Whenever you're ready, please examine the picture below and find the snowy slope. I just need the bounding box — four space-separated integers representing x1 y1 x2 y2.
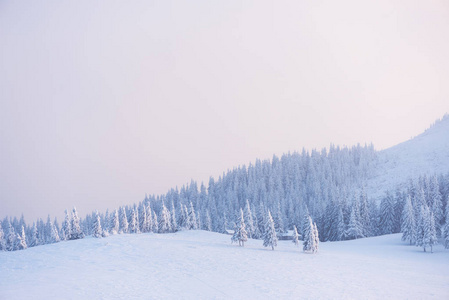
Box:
366 115 449 200
1 231 448 300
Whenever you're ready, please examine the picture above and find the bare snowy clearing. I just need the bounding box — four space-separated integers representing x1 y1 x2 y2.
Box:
0 230 448 299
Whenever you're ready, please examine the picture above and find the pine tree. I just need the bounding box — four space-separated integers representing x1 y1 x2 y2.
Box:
177 203 187 230
444 197 449 249
204 210 212 231
51 224 60 243
188 202 198 230
303 215 315 253
427 212 438 253
28 223 39 247
415 206 427 250
15 226 27 250
110 209 120 235
152 210 159 233
336 205 346 241
346 205 364 240
62 209 71 241
273 200 285 236
0 223 6 251
292 225 300 246
243 199 255 238
312 222 319 253
92 210 103 238
70 207 84 240
145 205 153 232
359 190 372 237
6 221 16 251
45 215 53 244
231 209 248 246
301 205 310 239
159 204 171 233
416 205 437 252
139 204 147 233
263 211 277 250
128 208 139 234
170 201 177 232
401 195 416 245
257 202 266 238
119 207 129 234
429 176 443 237
220 211 228 234
378 193 395 235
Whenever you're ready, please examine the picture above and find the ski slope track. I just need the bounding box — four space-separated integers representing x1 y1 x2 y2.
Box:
1 231 448 299
367 115 449 200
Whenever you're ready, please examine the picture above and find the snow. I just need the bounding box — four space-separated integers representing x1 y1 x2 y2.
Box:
367 115 449 200
1 230 448 299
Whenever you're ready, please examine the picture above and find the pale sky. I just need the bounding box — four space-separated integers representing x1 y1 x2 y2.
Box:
1 0 449 223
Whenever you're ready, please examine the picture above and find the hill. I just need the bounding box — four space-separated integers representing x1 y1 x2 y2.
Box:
367 114 449 199
1 231 448 299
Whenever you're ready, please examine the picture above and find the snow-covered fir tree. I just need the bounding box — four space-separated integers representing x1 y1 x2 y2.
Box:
119 207 128 234
145 205 153 232
444 197 449 249
188 202 198 230
429 176 443 237
300 205 311 240
70 207 84 240
416 205 437 252
178 203 188 230
0 223 5 251
263 211 277 250
204 210 212 231
29 223 39 247
159 204 171 233
292 225 300 247
359 190 372 237
312 222 319 253
231 209 248 246
346 205 364 240
110 209 120 235
401 195 416 245
92 210 103 238
128 207 139 234
6 221 16 251
15 226 27 250
51 223 60 243
170 201 177 232
243 199 255 238
303 215 315 253
378 193 396 235
62 209 71 241
152 210 159 233
138 204 147 233
427 212 438 253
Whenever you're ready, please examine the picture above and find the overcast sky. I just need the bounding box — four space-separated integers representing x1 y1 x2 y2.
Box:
1 0 449 223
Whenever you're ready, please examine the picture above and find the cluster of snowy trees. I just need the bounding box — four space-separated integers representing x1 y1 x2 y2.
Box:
2 144 449 253
400 187 449 253
230 206 319 253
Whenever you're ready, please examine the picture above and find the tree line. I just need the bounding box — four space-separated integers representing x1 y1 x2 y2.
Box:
1 145 448 252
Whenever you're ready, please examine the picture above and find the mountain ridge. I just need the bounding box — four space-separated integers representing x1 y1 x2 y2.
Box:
365 114 449 200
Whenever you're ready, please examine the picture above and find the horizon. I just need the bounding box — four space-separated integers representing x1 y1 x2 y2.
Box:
2 115 447 224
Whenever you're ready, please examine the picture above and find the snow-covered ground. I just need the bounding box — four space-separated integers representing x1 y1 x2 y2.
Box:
1 230 448 299
366 115 449 200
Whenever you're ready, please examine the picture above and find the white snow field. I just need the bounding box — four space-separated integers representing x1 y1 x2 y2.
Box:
1 231 448 300
366 115 449 200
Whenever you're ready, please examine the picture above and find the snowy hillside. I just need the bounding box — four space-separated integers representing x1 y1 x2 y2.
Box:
367 115 449 200
1 231 448 299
